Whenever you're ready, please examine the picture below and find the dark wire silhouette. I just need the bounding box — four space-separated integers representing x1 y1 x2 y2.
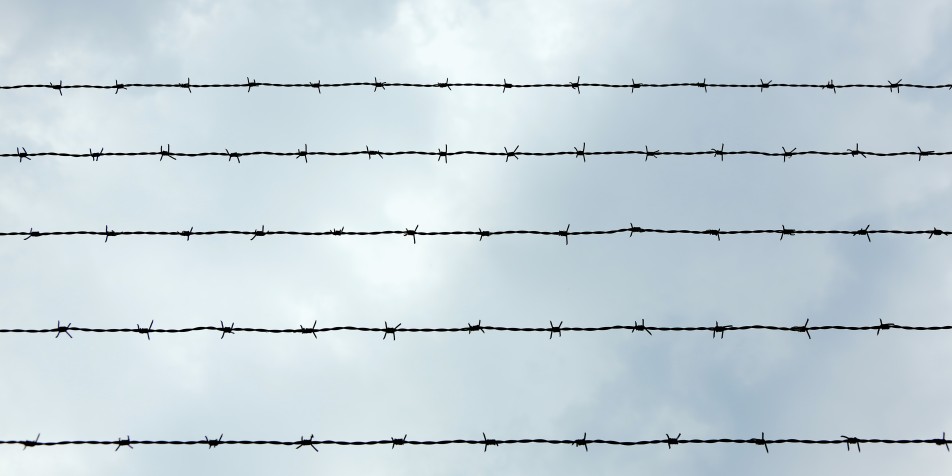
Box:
4 144 950 163
2 78 951 94
2 318 949 340
4 432 949 453
3 225 948 243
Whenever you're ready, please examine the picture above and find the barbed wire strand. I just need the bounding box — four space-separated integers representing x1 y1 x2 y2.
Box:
1 319 949 340
2 78 952 94
3 433 949 453
2 225 949 243
4 145 952 163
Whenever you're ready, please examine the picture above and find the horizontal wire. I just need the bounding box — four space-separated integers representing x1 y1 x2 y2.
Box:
3 433 949 453
3 144 951 163
2 225 949 243
2 78 950 94
2 319 948 340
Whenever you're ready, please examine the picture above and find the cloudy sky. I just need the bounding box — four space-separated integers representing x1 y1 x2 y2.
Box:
1 0 951 474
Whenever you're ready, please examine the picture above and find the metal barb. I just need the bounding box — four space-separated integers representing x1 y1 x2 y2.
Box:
793 319 811 339
467 320 485 334
21 433 40 450
55 320 72 338
104 225 117 243
438 144 448 164
917 146 933 161
938 432 950 452
136 320 154 340
630 79 642 92
575 432 589 451
780 225 796 240
383 321 401 340
478 228 491 241
705 228 721 241
295 434 319 452
697 78 707 92
404 225 419 244
373 77 385 92
250 225 266 241
331 227 344 236
929 227 944 239
17 146 30 162
842 435 861 452
245 77 258 92
218 320 234 339
365 145 382 160
643 145 659 161
115 435 133 451
574 142 586 162
481 432 498 452
504 145 519 162
24 227 40 241
876 318 895 336
50 80 63 96
755 432 769 453
848 143 866 158
759 79 772 92
888 79 902 93
178 78 192 93
159 144 175 161
711 143 725 161
852 224 871 242
309 81 321 93
299 321 318 339
824 79 837 93
632 318 653 335
559 224 571 245
437 78 451 90
713 321 732 339
89 147 103 162
548 320 563 339
571 76 581 94
225 149 241 163
781 147 796 163
204 434 223 449
502 78 512 92
297 144 308 163
180 226 194 241
629 223 645 237
113 80 126 94
666 433 681 449
391 434 407 449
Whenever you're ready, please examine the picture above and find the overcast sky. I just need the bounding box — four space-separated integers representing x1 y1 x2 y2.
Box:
1 0 951 474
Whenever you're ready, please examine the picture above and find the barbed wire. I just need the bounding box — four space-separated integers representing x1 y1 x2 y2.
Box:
2 78 951 95
2 319 949 340
3 432 948 453
4 144 952 163
1 225 948 243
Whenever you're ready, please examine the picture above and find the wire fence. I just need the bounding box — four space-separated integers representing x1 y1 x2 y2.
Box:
3 319 949 340
4 144 951 163
2 225 948 243
3 433 949 453
2 78 950 95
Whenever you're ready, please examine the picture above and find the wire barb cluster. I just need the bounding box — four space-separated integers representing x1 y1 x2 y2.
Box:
4 433 948 452
7 144 952 163
2 225 949 243
4 78 952 94
2 319 950 340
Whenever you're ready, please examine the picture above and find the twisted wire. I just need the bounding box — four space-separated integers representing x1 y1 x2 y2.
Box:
4 145 952 163
2 319 948 340
4 433 949 453
2 225 948 243
3 78 951 94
